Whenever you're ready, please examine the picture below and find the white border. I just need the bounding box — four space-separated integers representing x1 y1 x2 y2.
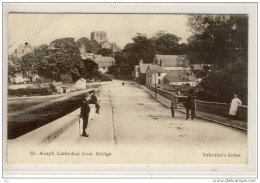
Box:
2 2 258 179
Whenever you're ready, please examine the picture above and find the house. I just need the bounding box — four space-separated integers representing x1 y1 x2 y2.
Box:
151 54 199 88
146 65 166 88
100 40 112 49
95 56 115 73
12 42 34 58
133 60 151 84
163 70 197 89
153 54 189 70
75 78 86 91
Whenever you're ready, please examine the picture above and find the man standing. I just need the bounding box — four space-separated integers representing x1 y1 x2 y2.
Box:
80 93 91 137
229 94 242 120
171 95 177 118
184 89 196 120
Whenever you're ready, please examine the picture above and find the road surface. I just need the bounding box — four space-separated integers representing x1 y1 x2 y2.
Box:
8 80 247 164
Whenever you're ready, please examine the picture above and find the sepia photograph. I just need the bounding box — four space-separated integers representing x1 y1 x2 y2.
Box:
3 2 257 179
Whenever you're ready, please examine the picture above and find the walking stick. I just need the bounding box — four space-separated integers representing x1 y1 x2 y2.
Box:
79 116 81 136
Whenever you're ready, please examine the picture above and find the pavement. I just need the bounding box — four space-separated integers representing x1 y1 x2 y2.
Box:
7 80 247 164
136 83 247 132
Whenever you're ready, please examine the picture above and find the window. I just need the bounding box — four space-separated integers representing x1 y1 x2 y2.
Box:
158 73 161 77
158 79 161 84
22 49 24 54
103 67 106 70
15 49 17 54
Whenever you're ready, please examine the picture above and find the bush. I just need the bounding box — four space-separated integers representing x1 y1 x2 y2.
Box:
8 87 56 97
99 74 112 82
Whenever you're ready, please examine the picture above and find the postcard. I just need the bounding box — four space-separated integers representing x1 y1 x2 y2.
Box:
3 2 257 178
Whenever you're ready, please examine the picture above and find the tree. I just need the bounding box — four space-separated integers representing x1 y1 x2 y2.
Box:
20 44 49 79
44 38 85 82
152 32 181 54
114 33 157 75
98 48 112 56
186 15 248 103
76 38 101 54
82 58 99 80
8 54 21 78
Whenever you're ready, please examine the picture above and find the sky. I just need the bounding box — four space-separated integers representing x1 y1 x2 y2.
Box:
8 14 192 53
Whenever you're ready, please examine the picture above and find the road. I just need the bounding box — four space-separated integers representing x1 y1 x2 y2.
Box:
40 80 247 164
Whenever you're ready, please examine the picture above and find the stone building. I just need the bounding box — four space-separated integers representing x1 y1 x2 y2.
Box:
12 42 34 58
146 65 166 88
133 60 151 85
91 31 107 43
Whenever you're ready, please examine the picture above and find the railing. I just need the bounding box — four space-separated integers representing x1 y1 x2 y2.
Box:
150 86 247 122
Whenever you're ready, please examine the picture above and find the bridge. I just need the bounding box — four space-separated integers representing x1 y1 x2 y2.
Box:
8 80 247 164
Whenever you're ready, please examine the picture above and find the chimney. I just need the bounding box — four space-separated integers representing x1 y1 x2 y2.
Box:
139 59 143 64
160 59 163 67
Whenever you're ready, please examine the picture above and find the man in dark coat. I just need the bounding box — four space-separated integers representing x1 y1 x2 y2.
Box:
184 89 196 120
89 91 100 114
80 93 91 137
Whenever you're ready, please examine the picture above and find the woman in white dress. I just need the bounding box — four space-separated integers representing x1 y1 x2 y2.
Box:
229 94 242 119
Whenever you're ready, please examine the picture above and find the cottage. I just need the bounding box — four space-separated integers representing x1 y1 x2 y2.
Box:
75 78 86 91
133 60 151 84
153 54 189 70
163 70 197 88
146 65 166 88
12 42 34 58
95 56 115 73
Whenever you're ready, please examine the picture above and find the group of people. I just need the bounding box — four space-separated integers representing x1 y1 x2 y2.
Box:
79 86 243 137
79 91 100 137
171 89 242 121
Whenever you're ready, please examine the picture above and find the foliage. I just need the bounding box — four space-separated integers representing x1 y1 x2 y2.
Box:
113 33 157 75
98 48 113 56
8 87 56 96
152 31 181 54
107 65 117 74
112 32 188 76
43 38 85 82
82 58 99 80
186 15 248 104
8 54 21 78
76 38 101 54
19 44 49 78
98 73 112 81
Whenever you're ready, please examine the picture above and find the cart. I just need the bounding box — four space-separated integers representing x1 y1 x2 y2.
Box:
171 94 188 118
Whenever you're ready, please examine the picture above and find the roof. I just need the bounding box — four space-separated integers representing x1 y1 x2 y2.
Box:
139 64 150 74
148 65 165 73
165 70 196 82
77 78 86 82
95 56 114 68
154 54 188 67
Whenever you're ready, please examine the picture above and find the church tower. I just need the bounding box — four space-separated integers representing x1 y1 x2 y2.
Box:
91 31 107 43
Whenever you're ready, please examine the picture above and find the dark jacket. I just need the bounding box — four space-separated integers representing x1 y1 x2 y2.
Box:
81 100 90 116
90 95 97 104
184 94 195 109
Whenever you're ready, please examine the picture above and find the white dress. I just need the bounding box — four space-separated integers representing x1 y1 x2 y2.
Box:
229 98 242 116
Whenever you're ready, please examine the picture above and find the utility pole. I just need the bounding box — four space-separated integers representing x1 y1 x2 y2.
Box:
154 73 157 98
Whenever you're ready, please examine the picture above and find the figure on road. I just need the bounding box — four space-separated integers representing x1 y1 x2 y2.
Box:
229 94 242 120
184 89 196 120
80 93 91 137
89 91 100 114
171 96 177 118
122 82 125 86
